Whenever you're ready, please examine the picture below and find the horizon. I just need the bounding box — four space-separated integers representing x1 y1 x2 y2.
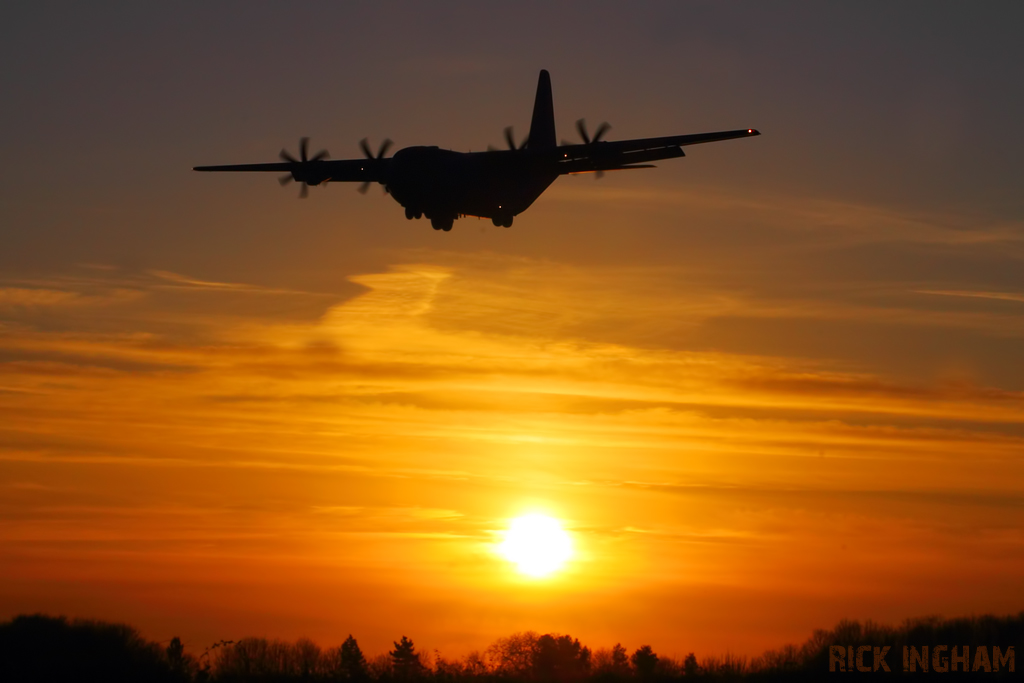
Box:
6 608 1022 668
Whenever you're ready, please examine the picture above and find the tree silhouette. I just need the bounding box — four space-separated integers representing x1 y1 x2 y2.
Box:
390 636 424 680
295 637 323 680
533 634 591 681
463 650 489 676
0 614 178 683
487 631 538 676
4 610 1023 682
165 636 198 680
339 634 369 681
610 644 630 676
631 646 658 680
682 653 699 678
592 643 632 680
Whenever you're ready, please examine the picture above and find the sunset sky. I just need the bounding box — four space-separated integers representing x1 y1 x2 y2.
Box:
2 1 1024 663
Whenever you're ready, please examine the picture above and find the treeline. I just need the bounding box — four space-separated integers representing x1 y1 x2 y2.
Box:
1 611 1021 683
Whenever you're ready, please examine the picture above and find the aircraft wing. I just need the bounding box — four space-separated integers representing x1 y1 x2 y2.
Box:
556 128 759 174
193 158 388 185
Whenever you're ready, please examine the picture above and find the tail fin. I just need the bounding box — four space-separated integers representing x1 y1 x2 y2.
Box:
527 70 556 150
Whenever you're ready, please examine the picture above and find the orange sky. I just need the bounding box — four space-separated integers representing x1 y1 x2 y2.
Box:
2 1 1024 664
4 185 1024 657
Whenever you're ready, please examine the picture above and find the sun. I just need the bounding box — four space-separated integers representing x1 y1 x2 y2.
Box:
500 514 573 577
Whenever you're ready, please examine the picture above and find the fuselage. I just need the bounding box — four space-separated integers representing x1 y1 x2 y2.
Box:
385 146 559 224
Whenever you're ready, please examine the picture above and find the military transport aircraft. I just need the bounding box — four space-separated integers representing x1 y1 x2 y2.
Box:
194 70 759 232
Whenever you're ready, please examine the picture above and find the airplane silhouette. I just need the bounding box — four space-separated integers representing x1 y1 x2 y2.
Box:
194 70 759 232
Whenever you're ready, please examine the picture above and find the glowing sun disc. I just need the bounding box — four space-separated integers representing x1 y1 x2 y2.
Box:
501 514 572 577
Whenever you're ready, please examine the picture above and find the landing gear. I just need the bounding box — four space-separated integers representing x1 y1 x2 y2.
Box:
404 207 423 220
430 216 454 231
492 214 514 228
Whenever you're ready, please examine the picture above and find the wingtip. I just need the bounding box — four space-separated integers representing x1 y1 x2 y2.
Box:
747 128 761 136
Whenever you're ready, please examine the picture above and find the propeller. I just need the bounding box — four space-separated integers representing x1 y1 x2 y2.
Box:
358 138 392 194
503 126 528 150
575 119 611 178
278 137 330 198
575 119 610 145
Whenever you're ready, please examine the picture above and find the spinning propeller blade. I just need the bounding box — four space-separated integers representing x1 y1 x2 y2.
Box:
279 137 329 198
503 127 528 150
576 119 610 145
356 138 393 194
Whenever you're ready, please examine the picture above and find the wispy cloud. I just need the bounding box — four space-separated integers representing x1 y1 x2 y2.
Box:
148 269 333 296
548 183 1024 249
915 288 1024 304
0 285 143 309
0 287 80 306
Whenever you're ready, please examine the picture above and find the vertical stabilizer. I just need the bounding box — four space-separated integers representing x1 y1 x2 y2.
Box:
527 70 556 150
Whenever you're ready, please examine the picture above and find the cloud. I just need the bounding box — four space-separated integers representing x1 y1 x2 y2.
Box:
550 183 1024 241
0 287 80 306
5 257 1024 442
3 258 1024 556
0 285 143 310
915 289 1024 304
147 269 332 297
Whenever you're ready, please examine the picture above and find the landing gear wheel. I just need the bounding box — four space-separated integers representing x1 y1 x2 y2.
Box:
431 216 454 232
492 214 513 228
405 207 416 220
